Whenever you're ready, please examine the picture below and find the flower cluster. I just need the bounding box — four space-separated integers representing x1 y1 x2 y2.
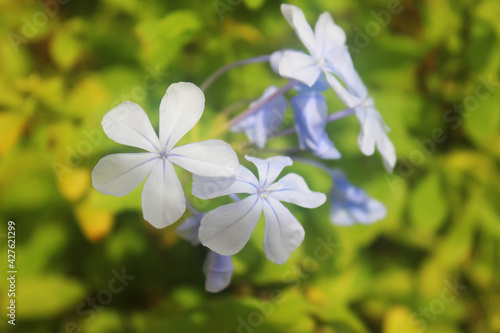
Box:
92 4 396 292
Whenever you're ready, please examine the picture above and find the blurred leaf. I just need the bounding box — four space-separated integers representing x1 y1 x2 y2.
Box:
57 167 90 202
135 10 202 69
383 306 420 333
75 197 115 242
0 111 26 156
15 276 86 319
409 171 449 236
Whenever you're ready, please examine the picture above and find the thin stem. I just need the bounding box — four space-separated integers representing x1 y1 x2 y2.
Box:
201 55 272 92
221 97 257 117
270 107 355 140
227 80 298 128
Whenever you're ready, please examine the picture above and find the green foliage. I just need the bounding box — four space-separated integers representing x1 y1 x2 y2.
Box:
0 0 499 332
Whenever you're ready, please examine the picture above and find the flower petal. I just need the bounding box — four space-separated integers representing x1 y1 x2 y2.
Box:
141 159 185 228
199 195 263 256
281 4 318 56
279 51 321 87
326 47 368 99
268 173 326 209
92 153 157 196
314 12 346 56
168 139 239 177
192 165 258 199
159 82 205 150
291 91 328 148
102 102 160 152
262 197 305 265
231 86 288 148
329 170 387 225
203 251 234 293
376 124 397 172
245 155 293 188
324 72 362 107
176 214 202 245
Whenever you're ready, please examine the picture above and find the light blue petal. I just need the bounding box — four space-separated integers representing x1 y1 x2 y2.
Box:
293 75 329 93
203 251 234 293
230 86 287 149
199 195 263 256
262 197 305 265
176 214 202 246
192 165 259 199
268 173 326 208
291 92 341 160
245 155 293 188
329 170 387 225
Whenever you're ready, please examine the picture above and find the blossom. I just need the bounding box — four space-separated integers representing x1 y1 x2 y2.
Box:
329 169 387 225
92 82 239 228
230 86 287 148
176 213 234 293
193 155 326 265
326 47 397 171
278 4 359 107
291 90 341 159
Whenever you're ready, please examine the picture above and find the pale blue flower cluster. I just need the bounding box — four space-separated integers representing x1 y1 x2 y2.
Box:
92 3 395 293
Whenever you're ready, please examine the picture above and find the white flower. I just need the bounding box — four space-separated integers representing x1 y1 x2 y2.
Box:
92 82 239 228
193 155 326 265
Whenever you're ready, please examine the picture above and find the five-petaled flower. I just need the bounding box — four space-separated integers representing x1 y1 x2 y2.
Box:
92 82 239 228
193 155 326 265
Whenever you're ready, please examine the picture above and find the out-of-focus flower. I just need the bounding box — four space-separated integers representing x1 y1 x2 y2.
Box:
92 82 239 228
193 155 326 265
176 213 234 293
329 169 387 225
291 90 341 159
230 86 287 148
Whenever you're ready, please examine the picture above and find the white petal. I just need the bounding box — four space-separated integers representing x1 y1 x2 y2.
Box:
199 195 263 256
326 47 368 98
92 153 157 196
159 82 205 150
314 12 346 56
269 50 285 74
262 197 305 265
102 102 160 152
324 72 362 107
192 165 258 199
278 51 321 87
203 251 234 293
141 159 185 228
168 139 239 177
281 4 318 56
376 126 397 172
245 155 293 188
356 106 377 156
268 173 326 208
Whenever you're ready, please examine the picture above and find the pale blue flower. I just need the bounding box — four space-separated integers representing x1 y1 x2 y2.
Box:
230 86 287 148
92 82 239 228
278 4 361 107
326 47 396 171
291 91 341 159
329 169 387 225
176 213 234 293
193 155 326 265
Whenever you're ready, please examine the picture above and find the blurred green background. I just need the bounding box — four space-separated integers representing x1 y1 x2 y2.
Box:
0 0 499 332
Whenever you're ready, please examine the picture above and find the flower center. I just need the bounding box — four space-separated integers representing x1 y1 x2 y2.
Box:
158 149 168 159
257 187 270 199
